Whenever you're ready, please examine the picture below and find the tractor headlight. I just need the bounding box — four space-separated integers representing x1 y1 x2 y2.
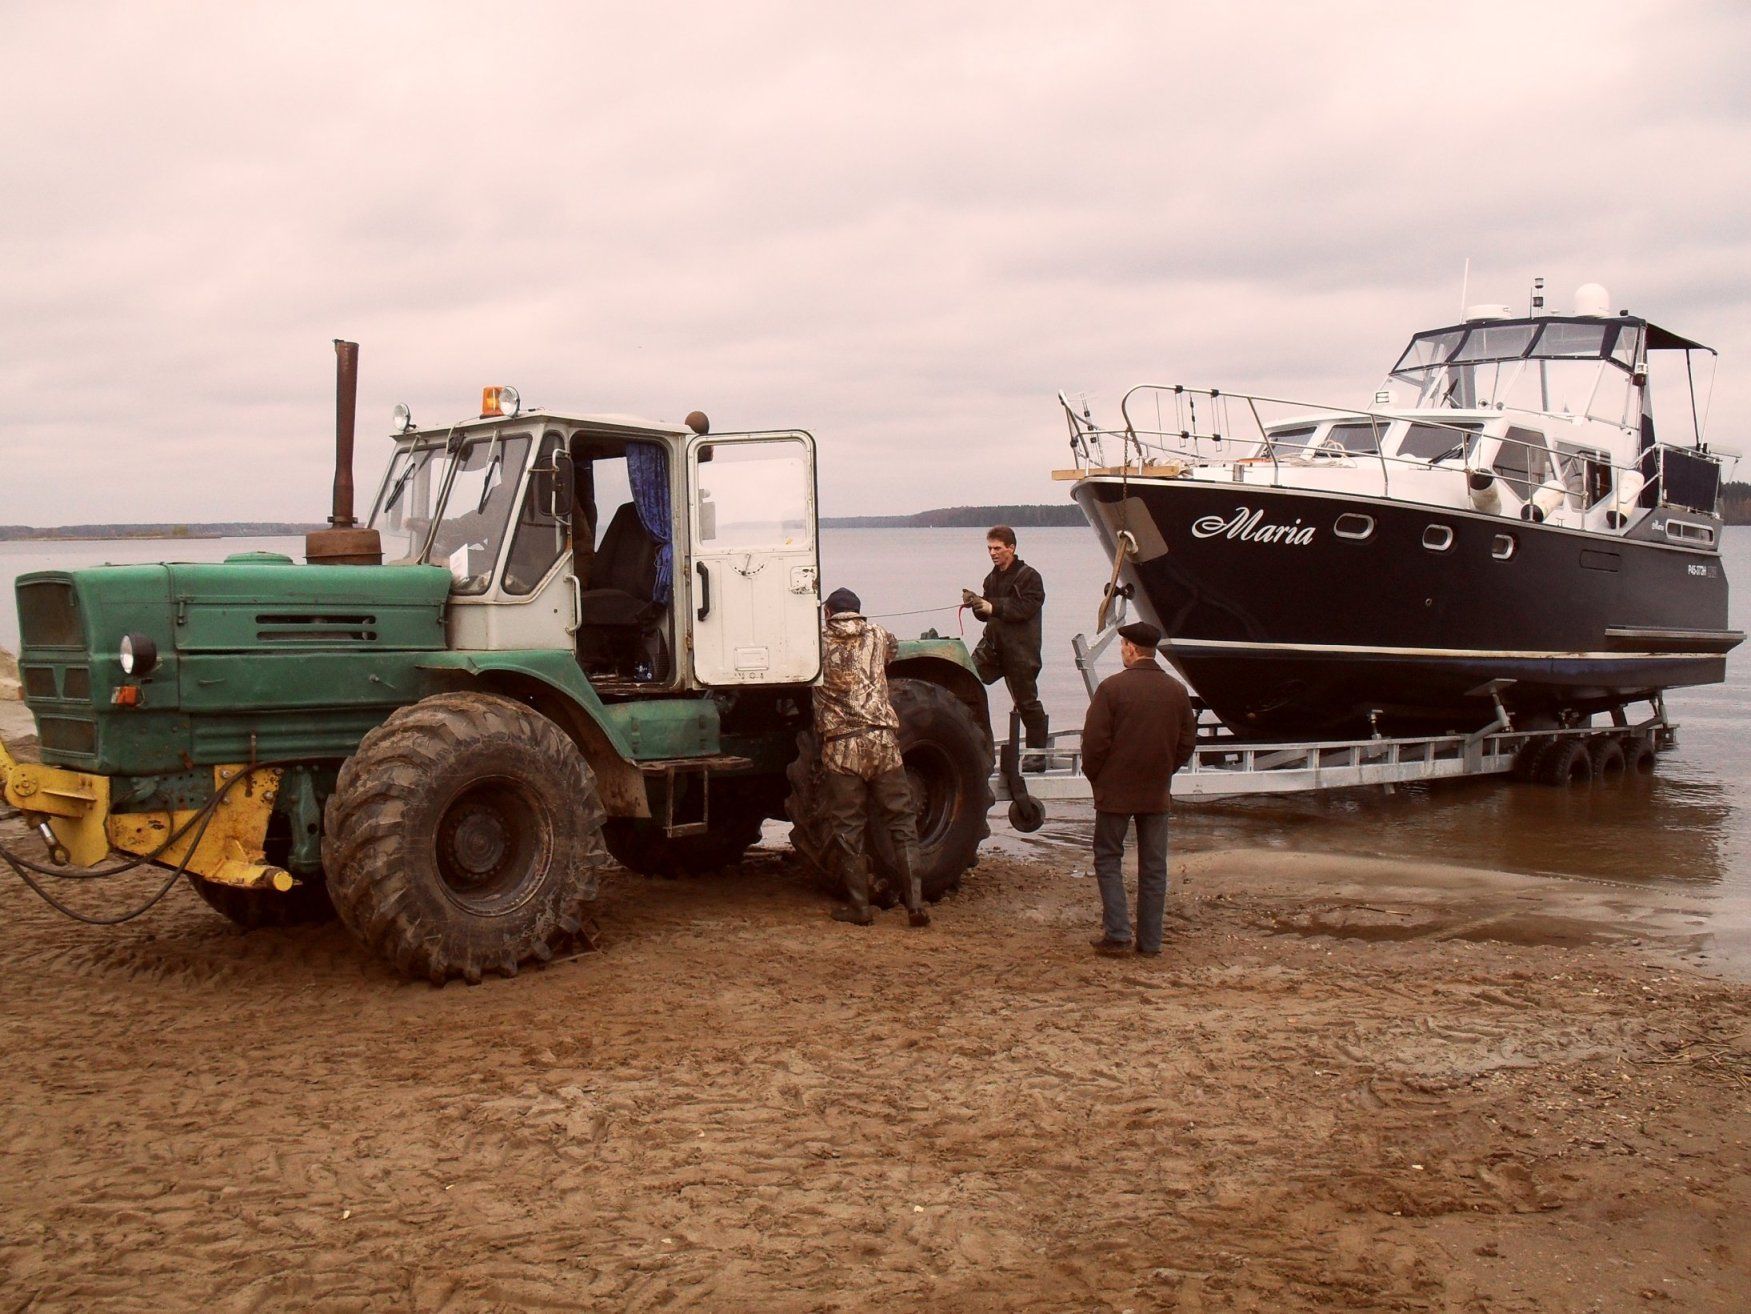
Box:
119 633 158 677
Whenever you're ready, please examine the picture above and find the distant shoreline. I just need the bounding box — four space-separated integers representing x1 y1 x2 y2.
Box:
0 508 1089 540
0 524 320 543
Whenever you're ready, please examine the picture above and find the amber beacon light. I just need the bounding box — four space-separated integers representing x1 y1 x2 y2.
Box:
480 385 521 418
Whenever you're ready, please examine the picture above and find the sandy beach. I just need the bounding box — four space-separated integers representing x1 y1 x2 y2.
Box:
2 702 1747 1312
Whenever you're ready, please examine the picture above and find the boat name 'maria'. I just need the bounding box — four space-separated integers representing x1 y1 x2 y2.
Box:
1190 506 1316 546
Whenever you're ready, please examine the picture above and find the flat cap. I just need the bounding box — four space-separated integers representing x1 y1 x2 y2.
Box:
1117 621 1162 649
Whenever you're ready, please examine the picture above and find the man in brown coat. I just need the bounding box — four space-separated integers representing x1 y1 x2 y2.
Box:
1080 621 1198 955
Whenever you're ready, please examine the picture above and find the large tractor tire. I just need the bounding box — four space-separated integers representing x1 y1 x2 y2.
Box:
186 872 336 930
603 813 767 877
322 692 607 985
786 677 994 904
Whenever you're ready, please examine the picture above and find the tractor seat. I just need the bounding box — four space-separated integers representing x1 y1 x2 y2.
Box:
578 503 661 624
577 505 664 677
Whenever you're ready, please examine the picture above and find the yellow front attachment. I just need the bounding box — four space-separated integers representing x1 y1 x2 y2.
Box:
4 756 291 890
1 746 113 867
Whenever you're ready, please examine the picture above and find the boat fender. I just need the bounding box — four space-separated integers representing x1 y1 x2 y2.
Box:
1521 503 1544 523
1607 470 1645 530
1467 471 1501 514
1532 478 1566 519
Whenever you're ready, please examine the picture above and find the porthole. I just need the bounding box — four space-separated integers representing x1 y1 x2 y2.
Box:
1334 513 1375 540
1422 524 1454 552
1491 533 1517 560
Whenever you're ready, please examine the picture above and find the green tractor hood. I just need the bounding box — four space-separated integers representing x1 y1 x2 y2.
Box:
14 555 452 775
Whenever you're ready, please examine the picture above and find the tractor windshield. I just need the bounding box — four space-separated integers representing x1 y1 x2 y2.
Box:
369 432 532 593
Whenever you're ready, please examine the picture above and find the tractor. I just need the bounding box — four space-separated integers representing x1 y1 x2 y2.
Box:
0 344 995 982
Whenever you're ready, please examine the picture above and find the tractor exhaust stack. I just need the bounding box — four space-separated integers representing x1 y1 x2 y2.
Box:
305 339 384 566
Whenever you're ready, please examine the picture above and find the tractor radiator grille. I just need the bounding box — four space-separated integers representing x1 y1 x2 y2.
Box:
255 613 379 644
17 581 81 649
38 716 96 755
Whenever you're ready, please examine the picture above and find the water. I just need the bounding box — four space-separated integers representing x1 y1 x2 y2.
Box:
4 526 1749 964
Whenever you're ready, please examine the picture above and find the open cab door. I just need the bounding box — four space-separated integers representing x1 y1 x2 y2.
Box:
685 430 822 685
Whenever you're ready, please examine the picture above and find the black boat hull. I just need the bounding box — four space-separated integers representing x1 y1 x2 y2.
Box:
1075 480 1739 736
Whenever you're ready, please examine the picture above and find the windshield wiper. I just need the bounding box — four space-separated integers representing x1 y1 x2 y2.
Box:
384 460 420 512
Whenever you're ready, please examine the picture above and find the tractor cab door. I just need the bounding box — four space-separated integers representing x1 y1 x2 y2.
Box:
685 431 821 686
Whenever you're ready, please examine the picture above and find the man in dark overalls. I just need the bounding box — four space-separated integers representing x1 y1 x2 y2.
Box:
965 524 1048 766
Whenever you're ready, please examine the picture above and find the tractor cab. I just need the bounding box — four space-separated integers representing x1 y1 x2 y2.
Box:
365 393 822 695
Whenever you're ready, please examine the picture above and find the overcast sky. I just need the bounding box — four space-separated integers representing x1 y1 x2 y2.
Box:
3 1 1748 523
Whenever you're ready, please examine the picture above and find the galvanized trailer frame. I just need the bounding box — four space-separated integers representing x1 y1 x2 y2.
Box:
990 616 1676 805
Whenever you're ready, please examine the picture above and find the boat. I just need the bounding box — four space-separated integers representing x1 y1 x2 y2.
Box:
1059 281 1743 737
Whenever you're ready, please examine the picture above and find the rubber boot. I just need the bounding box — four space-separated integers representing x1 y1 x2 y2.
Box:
831 853 874 926
897 844 930 928
1023 712 1050 774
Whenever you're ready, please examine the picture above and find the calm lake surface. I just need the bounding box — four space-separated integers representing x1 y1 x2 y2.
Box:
4 526 1749 967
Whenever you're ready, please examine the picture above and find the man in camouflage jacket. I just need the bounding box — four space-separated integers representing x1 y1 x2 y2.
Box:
814 587 928 927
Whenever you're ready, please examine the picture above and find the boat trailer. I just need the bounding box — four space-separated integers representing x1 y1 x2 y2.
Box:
992 617 1676 815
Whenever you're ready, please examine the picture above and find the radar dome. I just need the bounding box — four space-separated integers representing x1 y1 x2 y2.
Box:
1574 283 1611 317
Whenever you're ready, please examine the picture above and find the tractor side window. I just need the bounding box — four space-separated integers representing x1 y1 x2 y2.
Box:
694 439 811 548
503 434 569 596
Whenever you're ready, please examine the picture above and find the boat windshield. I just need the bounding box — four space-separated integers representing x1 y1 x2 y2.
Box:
1386 318 1644 428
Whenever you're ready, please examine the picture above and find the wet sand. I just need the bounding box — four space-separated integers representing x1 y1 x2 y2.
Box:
2 714 1750 1310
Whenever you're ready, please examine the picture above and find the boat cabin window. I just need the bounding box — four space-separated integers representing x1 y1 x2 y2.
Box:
1664 520 1715 547
1453 324 1537 362
1325 422 1383 454
1554 444 1614 511
1491 426 1555 499
1265 425 1318 458
1266 422 1380 459
1388 317 1644 426
1396 421 1481 462
1534 323 1608 358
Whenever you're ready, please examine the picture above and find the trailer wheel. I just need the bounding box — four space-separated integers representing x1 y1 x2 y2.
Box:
322 692 606 984
785 677 994 904
603 813 767 877
1510 741 1545 782
1588 737 1627 785
186 873 336 929
1626 737 1658 776
1534 738 1594 788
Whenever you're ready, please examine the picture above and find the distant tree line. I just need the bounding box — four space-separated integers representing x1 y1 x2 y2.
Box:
1722 482 1751 526
821 504 1085 529
0 523 322 542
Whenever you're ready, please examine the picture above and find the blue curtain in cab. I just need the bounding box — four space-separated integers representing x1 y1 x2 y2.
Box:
626 443 672 603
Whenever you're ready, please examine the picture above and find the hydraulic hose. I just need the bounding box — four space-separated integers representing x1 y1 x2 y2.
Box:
0 763 291 925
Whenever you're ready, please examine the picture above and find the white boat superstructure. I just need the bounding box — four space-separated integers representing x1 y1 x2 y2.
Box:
1057 283 1740 737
